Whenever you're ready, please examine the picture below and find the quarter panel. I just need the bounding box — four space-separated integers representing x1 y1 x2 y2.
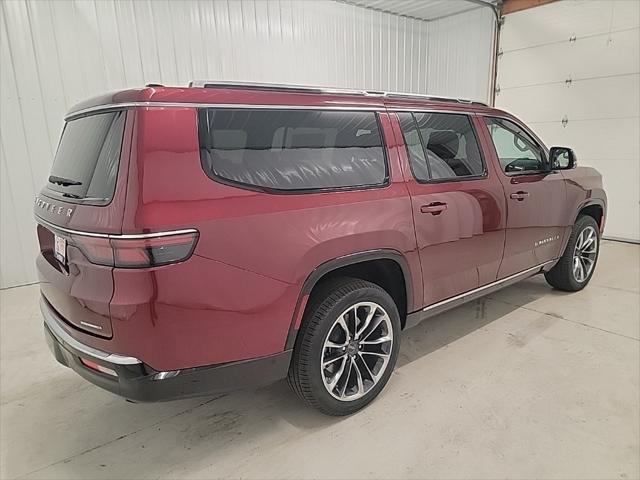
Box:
109 108 418 368
108 255 298 371
124 108 420 290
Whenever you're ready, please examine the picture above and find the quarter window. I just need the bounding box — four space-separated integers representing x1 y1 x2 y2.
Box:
47 111 126 204
397 112 485 181
485 117 545 174
198 109 387 191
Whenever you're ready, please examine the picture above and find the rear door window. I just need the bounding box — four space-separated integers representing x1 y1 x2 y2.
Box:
397 113 429 181
198 109 387 192
47 111 126 204
397 112 485 182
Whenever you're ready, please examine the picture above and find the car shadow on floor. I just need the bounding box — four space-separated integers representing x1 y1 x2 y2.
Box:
29 277 570 478
396 276 572 370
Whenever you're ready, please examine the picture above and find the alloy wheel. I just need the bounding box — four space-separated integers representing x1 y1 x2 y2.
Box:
573 225 598 283
320 301 393 401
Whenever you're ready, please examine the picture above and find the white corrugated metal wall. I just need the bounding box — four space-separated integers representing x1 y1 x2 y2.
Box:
0 0 495 288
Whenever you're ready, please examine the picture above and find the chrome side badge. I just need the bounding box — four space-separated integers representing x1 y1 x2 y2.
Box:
535 235 560 248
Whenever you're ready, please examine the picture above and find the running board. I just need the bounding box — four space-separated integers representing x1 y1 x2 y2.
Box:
404 261 556 330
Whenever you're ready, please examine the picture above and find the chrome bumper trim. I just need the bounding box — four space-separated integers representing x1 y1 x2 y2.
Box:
40 297 141 365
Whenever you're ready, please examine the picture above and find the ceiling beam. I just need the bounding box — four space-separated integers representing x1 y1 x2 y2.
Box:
501 0 558 15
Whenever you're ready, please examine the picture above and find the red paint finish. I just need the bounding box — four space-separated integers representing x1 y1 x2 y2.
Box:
35 85 606 376
110 107 418 370
474 112 605 278
389 113 506 306
34 112 135 338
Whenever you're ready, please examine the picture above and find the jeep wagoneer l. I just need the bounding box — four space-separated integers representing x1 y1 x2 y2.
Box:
36 82 606 415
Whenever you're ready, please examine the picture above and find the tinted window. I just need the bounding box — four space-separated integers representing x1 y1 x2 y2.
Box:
397 113 429 181
198 109 387 191
398 112 485 181
47 111 126 203
485 117 545 174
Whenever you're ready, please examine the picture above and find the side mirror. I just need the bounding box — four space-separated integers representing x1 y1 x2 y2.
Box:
549 147 577 170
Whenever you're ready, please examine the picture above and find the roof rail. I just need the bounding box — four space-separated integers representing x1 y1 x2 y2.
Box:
189 80 487 106
189 80 382 97
383 91 487 106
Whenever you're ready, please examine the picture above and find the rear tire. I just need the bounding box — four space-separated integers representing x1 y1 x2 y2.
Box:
545 215 600 292
287 277 401 416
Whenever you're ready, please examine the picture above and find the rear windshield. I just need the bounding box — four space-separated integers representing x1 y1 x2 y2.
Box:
198 109 387 192
46 111 126 204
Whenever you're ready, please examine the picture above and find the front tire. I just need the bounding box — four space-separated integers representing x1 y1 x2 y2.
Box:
545 215 600 291
288 278 401 416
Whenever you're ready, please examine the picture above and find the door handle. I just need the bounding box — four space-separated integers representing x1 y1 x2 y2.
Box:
420 202 447 215
510 191 530 201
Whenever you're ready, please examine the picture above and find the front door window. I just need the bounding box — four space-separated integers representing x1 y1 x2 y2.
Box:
485 118 545 174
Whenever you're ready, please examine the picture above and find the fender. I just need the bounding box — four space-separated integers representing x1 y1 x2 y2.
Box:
573 198 606 226
557 198 607 256
284 249 415 350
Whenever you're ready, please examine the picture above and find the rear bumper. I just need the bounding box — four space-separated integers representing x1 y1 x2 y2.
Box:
41 298 292 402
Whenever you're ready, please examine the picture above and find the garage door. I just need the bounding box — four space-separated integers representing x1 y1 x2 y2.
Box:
495 0 640 242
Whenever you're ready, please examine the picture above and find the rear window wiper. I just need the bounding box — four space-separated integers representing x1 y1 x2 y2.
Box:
61 192 107 202
48 175 82 186
61 192 81 199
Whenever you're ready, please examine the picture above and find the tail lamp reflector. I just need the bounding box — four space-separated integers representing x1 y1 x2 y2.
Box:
70 231 198 268
80 358 118 377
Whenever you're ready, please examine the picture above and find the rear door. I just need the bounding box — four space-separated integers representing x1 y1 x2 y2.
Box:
392 111 506 307
480 116 567 278
35 110 131 338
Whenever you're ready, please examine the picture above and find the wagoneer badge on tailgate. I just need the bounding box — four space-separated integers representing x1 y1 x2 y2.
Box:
34 196 73 217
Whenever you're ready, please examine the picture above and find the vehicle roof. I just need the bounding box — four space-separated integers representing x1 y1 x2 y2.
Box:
66 82 509 119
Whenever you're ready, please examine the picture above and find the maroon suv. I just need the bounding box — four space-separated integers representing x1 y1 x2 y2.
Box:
36 82 606 415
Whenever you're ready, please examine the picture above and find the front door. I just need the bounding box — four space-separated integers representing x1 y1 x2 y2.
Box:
481 116 567 278
392 111 507 308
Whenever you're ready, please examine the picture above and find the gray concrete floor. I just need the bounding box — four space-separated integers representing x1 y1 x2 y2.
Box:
1 241 638 480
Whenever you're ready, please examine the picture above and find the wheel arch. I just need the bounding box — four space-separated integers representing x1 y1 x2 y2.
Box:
284 249 413 350
556 199 606 264
576 200 605 230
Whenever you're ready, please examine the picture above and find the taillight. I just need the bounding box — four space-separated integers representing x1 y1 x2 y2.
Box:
71 230 198 268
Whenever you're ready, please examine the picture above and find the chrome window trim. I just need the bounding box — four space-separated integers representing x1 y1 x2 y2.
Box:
34 215 197 240
65 102 382 120
41 297 141 365
65 100 489 121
